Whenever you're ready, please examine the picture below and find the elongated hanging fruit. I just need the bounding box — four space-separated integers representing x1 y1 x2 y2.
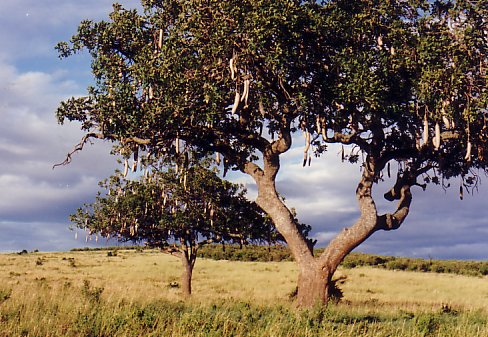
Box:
377 35 383 49
240 79 250 106
423 118 429 146
240 80 247 102
229 58 236 80
175 137 180 154
464 142 472 161
459 184 464 200
259 101 265 117
158 29 163 49
341 145 345 162
123 159 129 177
244 79 250 106
216 152 221 165
433 123 441 150
231 91 240 114
132 150 138 172
387 162 391 178
442 115 451 129
303 131 311 167
183 173 187 191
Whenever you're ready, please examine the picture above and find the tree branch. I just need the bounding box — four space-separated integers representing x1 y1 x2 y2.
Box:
376 184 412 231
53 132 107 169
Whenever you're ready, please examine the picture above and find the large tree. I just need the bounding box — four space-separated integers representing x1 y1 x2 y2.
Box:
71 164 281 296
56 0 488 307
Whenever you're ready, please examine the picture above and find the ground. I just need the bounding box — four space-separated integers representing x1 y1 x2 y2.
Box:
0 249 487 336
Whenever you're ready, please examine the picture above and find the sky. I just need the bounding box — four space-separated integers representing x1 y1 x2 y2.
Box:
0 0 487 260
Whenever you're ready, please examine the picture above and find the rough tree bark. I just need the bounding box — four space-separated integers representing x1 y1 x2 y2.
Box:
180 242 196 297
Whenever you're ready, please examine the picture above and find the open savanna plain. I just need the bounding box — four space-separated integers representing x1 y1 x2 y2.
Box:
1 249 487 336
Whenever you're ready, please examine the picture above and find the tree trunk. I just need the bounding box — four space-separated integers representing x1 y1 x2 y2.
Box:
246 145 412 308
180 249 194 297
296 263 331 307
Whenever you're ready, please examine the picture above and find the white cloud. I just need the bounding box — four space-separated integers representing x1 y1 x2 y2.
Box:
0 56 117 228
0 0 141 61
313 231 339 246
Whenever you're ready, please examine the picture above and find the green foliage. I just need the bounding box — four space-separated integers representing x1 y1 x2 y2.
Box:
414 307 460 337
2 297 487 336
0 288 11 303
71 165 281 252
56 0 488 188
342 252 488 277
71 245 144 252
197 244 293 262
81 280 104 304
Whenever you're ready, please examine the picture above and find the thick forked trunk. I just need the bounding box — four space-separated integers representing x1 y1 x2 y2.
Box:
246 140 413 307
297 263 331 307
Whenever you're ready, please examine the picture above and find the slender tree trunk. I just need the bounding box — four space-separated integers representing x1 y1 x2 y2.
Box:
180 245 194 297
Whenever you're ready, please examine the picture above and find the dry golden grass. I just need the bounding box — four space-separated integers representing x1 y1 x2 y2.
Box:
1 249 487 312
1 250 488 336
337 267 488 312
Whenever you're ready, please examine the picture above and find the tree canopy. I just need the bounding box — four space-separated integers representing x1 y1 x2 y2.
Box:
57 0 488 306
72 164 282 295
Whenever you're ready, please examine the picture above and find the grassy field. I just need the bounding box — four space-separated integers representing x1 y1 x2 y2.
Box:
0 250 487 336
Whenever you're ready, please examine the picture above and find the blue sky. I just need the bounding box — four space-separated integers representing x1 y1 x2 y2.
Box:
0 0 487 259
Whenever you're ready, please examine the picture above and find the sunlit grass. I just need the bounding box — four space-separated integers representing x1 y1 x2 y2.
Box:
0 250 487 336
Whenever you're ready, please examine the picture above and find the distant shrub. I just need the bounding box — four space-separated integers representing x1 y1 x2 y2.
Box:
386 260 408 271
107 250 118 257
81 280 104 304
479 265 488 276
431 264 445 273
415 313 441 336
197 244 294 262
339 253 488 278
0 288 12 303
71 245 146 252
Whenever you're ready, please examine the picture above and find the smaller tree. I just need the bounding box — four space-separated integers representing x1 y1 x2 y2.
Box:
71 164 281 296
